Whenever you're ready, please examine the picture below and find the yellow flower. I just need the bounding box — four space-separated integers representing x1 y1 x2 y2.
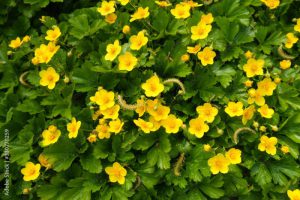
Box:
97 1 115 16
117 0 129 6
196 103 218 123
257 78 277 96
197 47 216 66
118 52 138 71
146 98 160 112
41 125 61 146
200 13 214 24
39 67 60 90
203 144 212 152
149 116 161 131
244 80 253 87
33 42 60 64
161 114 183 134
134 118 153 133
45 26 61 41
38 154 52 169
191 22 212 40
109 118 124 134
188 117 209 138
258 104 274 118
90 87 115 110
260 125 267 132
181 54 190 62
280 60 291 70
9 37 23 49
285 33 298 49
155 1 172 7
242 105 256 125
141 75 164 97
244 50 253 59
225 148 242 164
258 135 277 155
281 145 289 154
105 162 127 184
87 133 97 143
129 31 148 50
67 117 81 138
96 123 111 139
170 4 191 19
243 58 264 78
122 25 131 34
22 35 31 43
101 105 120 119
147 104 170 121
105 40 121 61
23 188 30 194
181 0 202 8
294 18 300 32
105 13 117 24
187 44 201 54
208 153 230 175
261 0 280 9
40 16 46 23
130 7 150 22
225 101 244 117
21 162 41 181
135 98 146 117
248 88 265 106
288 189 300 200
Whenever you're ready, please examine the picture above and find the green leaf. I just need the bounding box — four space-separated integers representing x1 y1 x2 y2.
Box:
152 10 170 33
16 99 43 114
132 134 156 151
72 62 98 92
215 17 240 43
80 154 102 173
269 160 300 186
9 122 35 165
68 14 90 39
199 185 225 199
43 139 77 172
251 163 272 186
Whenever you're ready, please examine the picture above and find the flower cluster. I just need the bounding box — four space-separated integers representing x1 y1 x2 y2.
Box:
188 103 218 138
208 148 242 175
89 87 124 141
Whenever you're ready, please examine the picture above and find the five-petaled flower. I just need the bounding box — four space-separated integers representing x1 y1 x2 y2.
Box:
129 31 148 50
45 26 61 41
258 104 274 118
97 1 115 16
118 52 138 71
225 148 242 164
105 40 122 61
40 125 61 147
258 135 277 155
21 162 41 181
141 75 164 97
208 153 230 175
287 189 300 200
188 117 209 138
197 47 216 66
39 67 60 90
225 101 244 117
105 162 127 184
130 7 150 22
67 117 81 138
243 58 264 77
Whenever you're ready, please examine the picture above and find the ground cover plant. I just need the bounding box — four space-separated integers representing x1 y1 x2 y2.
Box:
1 0 300 199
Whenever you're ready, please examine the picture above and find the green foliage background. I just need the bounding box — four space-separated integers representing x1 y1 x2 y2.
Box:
1 0 300 199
